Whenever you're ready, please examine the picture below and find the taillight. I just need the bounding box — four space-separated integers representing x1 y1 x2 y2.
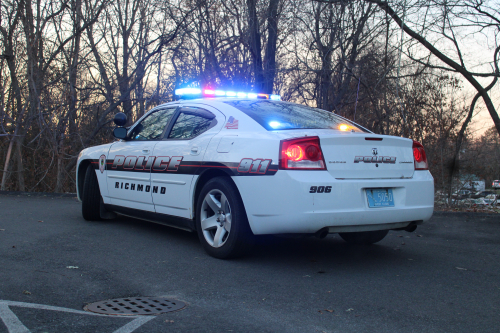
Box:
413 140 428 170
279 137 326 170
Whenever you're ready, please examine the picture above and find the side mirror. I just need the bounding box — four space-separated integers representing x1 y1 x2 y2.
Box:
114 112 127 127
113 127 128 140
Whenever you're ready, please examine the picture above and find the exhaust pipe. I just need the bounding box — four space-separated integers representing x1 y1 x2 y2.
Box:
392 222 418 233
315 228 329 239
404 223 417 233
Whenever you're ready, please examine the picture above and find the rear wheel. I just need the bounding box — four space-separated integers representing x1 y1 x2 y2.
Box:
338 230 389 244
82 166 102 221
196 177 254 259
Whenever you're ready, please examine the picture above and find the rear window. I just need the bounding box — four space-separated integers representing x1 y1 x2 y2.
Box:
224 100 367 132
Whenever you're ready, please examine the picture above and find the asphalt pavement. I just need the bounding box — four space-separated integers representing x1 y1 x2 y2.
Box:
0 193 499 333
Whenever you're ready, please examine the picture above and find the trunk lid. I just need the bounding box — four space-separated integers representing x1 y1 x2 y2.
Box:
320 132 414 179
273 130 414 179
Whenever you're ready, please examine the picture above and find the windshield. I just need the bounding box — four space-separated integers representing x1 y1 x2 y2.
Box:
224 100 367 132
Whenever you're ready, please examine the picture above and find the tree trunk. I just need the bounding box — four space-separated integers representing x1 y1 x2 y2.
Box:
247 0 265 92
15 140 25 191
262 0 280 94
1 136 15 191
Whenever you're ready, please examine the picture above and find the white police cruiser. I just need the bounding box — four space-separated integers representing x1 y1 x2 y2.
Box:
77 88 434 258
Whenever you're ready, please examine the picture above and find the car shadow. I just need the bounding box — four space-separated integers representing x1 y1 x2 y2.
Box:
96 214 427 269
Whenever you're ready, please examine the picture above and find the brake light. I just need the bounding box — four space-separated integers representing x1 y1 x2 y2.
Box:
413 140 428 170
286 145 304 161
280 137 326 170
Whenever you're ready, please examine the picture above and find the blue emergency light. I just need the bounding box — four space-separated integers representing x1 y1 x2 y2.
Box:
175 87 281 100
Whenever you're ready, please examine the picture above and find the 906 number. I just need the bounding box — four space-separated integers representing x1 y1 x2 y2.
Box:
309 186 332 193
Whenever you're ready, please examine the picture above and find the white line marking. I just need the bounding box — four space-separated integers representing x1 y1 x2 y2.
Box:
112 317 155 333
0 300 109 317
0 304 30 333
0 300 154 333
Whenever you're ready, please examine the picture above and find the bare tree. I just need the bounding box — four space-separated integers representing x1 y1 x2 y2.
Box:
364 0 500 137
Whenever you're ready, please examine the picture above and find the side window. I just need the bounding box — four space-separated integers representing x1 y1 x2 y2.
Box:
129 108 176 141
168 108 217 140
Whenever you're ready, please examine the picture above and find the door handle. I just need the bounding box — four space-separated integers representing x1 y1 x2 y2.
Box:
142 149 150 154
191 147 198 153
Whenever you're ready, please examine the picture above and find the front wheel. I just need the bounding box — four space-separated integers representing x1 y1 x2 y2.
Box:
196 177 254 259
82 166 102 221
338 230 389 244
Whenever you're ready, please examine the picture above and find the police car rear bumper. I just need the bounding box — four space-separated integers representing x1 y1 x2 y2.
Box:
232 169 434 235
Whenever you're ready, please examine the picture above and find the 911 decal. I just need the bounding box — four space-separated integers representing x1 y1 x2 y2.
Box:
237 158 271 174
309 186 332 193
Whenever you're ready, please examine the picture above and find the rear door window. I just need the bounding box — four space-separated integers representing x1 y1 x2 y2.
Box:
168 108 217 140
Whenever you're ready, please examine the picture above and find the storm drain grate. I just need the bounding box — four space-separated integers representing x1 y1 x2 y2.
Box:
84 297 187 316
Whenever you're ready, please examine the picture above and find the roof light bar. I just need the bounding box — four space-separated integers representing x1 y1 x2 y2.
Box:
175 88 201 96
174 87 281 100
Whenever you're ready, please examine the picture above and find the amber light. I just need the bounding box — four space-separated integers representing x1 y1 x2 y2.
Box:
286 145 304 161
339 124 349 131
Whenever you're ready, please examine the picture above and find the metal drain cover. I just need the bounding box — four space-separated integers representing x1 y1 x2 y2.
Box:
84 297 186 315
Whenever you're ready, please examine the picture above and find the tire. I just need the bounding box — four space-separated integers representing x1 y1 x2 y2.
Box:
196 177 255 259
338 230 389 244
82 165 102 221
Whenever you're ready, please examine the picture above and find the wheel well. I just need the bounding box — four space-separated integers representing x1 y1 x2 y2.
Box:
77 160 91 199
193 169 235 219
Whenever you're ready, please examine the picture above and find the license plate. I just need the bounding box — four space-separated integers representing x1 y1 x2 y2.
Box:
366 188 394 208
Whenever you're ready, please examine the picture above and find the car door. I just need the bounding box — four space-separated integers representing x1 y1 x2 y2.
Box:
106 107 177 212
151 105 224 218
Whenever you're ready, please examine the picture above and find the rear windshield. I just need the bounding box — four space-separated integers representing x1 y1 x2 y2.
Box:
224 100 367 132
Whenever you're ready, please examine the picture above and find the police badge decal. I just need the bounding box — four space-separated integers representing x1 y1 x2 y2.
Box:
99 154 106 173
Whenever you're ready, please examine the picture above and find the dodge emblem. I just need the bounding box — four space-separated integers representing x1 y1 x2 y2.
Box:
372 148 378 156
